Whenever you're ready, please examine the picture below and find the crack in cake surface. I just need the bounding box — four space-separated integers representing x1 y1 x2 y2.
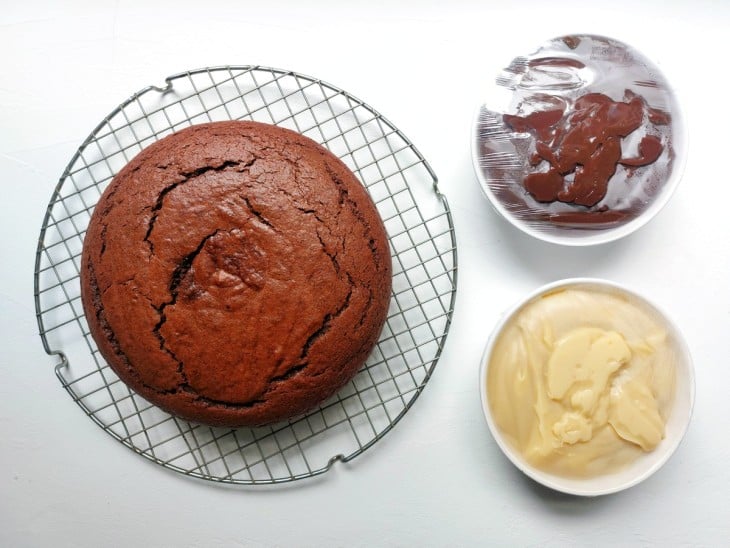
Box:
300 281 354 362
143 159 255 254
86 261 179 395
152 229 220 383
243 196 274 229
322 159 384 268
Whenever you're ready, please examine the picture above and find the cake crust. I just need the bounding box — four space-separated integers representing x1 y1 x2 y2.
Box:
81 121 391 427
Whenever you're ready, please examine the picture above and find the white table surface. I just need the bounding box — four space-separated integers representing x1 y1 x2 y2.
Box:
2 1 729 546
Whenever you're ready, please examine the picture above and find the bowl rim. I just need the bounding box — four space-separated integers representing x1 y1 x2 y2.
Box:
478 277 696 496
470 33 689 247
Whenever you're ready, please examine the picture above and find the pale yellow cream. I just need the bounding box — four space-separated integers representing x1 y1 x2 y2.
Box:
487 287 676 478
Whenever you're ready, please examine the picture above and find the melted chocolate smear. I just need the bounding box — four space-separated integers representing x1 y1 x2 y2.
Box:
562 36 581 50
619 135 663 167
503 90 665 209
503 109 564 142
530 57 586 69
648 107 671 125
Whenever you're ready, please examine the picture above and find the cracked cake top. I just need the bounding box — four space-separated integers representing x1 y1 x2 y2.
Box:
80 120 392 427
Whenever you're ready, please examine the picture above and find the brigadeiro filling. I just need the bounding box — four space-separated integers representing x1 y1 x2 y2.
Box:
503 90 670 209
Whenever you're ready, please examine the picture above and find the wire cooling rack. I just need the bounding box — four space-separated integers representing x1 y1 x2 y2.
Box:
34 66 457 484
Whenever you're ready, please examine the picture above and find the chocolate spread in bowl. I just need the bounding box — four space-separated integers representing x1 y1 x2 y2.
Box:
503 90 669 208
475 35 683 236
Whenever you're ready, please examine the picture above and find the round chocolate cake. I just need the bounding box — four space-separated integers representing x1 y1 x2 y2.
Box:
81 120 392 427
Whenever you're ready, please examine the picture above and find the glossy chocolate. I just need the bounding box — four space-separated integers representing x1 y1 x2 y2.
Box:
504 90 665 208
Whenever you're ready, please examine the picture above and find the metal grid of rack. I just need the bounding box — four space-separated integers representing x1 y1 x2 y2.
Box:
34 66 457 484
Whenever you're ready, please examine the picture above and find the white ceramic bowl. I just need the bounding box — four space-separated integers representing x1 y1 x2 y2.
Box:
472 34 687 246
479 278 695 496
